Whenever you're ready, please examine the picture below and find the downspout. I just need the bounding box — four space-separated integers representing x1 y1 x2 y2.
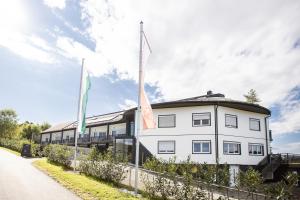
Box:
264 115 271 158
214 105 219 164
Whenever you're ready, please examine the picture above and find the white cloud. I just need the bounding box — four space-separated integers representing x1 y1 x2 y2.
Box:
270 89 300 135
272 142 300 154
79 0 300 107
55 36 111 76
0 32 56 64
118 99 137 110
43 0 66 9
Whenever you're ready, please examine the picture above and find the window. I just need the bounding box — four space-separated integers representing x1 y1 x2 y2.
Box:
158 141 175 154
225 114 238 128
192 113 211 126
223 142 241 155
249 144 264 156
250 118 261 131
192 140 211 154
158 115 176 128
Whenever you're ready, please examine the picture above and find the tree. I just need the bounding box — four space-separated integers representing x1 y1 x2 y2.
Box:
244 89 261 103
21 122 42 142
0 109 18 138
40 122 51 131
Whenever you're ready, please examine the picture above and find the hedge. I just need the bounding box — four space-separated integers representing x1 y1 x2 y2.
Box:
0 137 41 157
44 144 73 168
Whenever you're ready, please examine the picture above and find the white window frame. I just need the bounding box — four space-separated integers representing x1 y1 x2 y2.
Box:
223 141 241 155
192 140 211 154
158 114 176 128
249 143 264 156
249 118 261 131
225 114 238 128
158 140 175 154
192 113 211 127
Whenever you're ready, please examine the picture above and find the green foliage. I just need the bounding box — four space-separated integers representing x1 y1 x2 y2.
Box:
237 167 263 199
78 147 127 185
0 109 18 138
244 89 261 103
20 122 42 141
46 144 73 168
0 137 41 157
142 156 207 200
40 122 51 131
33 159 140 200
265 172 299 199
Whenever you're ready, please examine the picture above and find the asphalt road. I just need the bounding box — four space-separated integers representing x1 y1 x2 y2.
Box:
0 149 81 200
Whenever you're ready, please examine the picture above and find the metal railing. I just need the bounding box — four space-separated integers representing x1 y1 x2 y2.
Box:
90 135 113 143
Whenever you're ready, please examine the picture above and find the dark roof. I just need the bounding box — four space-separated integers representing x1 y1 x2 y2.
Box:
126 92 271 115
42 111 124 133
42 92 270 134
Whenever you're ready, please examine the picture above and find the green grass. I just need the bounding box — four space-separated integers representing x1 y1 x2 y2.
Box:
33 159 145 200
0 146 21 156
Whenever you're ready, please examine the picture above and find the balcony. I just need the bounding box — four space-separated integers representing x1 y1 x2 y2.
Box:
62 138 75 145
91 135 113 144
77 137 91 144
51 140 62 144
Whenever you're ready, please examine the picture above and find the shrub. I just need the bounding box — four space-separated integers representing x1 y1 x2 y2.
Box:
142 156 207 200
46 144 73 168
78 147 127 185
265 172 299 199
0 137 42 157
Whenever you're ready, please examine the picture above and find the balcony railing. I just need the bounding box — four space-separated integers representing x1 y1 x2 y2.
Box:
51 140 62 144
90 135 113 143
77 137 91 144
62 138 75 144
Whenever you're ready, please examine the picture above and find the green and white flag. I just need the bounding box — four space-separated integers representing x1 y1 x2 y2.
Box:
77 60 91 135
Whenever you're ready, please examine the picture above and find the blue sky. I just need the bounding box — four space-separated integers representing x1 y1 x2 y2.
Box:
0 0 299 153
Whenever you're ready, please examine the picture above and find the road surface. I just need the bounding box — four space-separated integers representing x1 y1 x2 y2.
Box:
0 148 81 200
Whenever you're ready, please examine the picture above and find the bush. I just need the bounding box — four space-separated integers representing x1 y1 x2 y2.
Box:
46 144 73 168
0 137 41 157
142 156 207 200
78 147 127 185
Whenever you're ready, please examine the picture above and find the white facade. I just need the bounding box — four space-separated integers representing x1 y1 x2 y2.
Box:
139 105 269 166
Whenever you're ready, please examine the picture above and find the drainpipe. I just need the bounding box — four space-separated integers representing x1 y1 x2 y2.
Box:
214 105 219 164
264 115 271 161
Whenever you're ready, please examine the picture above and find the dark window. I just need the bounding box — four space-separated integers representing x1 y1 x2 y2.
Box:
158 115 176 128
192 113 211 127
225 114 238 128
250 118 261 131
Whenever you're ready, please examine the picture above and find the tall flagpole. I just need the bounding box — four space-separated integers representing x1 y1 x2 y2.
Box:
134 21 143 195
74 58 85 172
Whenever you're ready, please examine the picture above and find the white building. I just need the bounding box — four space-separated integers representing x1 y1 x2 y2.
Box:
41 91 272 169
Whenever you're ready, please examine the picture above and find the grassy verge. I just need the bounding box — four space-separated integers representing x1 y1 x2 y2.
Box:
0 146 21 156
33 159 145 200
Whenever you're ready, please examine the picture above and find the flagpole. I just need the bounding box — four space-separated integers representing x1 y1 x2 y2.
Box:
74 58 85 172
134 21 143 195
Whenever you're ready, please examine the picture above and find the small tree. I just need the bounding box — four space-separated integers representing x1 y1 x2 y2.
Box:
21 122 42 142
0 109 18 138
40 122 51 131
265 172 299 199
237 168 263 199
244 89 260 103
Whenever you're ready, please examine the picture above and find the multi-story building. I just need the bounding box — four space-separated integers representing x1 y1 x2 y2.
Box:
40 91 272 171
